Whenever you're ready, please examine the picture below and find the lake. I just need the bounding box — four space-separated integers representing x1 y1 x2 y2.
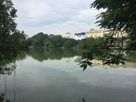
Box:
0 48 136 102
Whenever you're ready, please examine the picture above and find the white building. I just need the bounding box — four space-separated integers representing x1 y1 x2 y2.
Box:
74 32 85 40
66 32 71 38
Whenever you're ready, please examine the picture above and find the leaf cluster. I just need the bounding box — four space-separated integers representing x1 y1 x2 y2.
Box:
0 0 29 63
91 0 136 50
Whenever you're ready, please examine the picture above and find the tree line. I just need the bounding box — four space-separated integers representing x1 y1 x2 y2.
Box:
24 32 106 49
26 32 77 48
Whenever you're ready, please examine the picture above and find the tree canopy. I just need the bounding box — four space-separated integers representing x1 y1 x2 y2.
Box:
32 32 49 47
63 38 77 48
44 35 77 48
44 35 64 48
0 0 28 64
0 0 17 61
91 0 136 50
0 0 17 34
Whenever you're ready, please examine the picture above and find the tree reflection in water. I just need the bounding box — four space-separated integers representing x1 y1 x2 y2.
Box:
77 49 136 71
0 48 135 102
27 48 79 61
0 63 16 102
82 98 86 102
0 48 79 102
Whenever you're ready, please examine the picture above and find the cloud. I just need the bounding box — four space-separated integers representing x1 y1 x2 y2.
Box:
12 0 104 37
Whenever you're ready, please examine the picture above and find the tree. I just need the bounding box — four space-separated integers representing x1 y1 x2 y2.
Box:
0 0 18 61
64 40 73 48
44 35 63 47
83 0 136 65
32 32 48 47
78 37 104 60
14 30 29 50
0 0 17 34
63 38 77 48
0 0 29 64
91 0 136 50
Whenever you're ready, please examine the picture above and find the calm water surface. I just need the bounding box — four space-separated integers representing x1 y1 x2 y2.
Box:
0 48 136 102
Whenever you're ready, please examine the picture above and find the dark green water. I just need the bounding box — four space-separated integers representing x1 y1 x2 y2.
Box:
0 48 136 102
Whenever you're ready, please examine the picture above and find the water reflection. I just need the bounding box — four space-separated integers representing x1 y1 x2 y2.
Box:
0 48 79 102
0 48 136 102
127 51 136 62
0 63 16 102
0 50 23 102
27 48 79 61
77 50 136 71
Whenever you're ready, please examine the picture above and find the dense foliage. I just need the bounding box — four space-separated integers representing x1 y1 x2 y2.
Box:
127 51 136 62
63 38 77 48
26 32 48 47
78 0 136 67
0 0 29 63
27 33 78 48
27 48 79 61
44 35 63 47
78 37 104 60
91 0 136 50
32 32 48 47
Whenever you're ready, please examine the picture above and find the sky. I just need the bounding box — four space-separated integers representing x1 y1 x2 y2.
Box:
12 0 104 37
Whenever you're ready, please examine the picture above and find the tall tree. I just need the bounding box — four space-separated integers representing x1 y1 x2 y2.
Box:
0 0 19 62
0 0 17 34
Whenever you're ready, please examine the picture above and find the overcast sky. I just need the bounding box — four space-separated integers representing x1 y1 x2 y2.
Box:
12 0 104 37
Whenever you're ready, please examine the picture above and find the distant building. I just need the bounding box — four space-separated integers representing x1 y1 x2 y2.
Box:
74 32 85 40
49 34 54 37
66 32 71 38
85 29 104 38
74 29 127 40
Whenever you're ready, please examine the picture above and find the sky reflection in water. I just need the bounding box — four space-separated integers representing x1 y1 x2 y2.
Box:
0 48 136 102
